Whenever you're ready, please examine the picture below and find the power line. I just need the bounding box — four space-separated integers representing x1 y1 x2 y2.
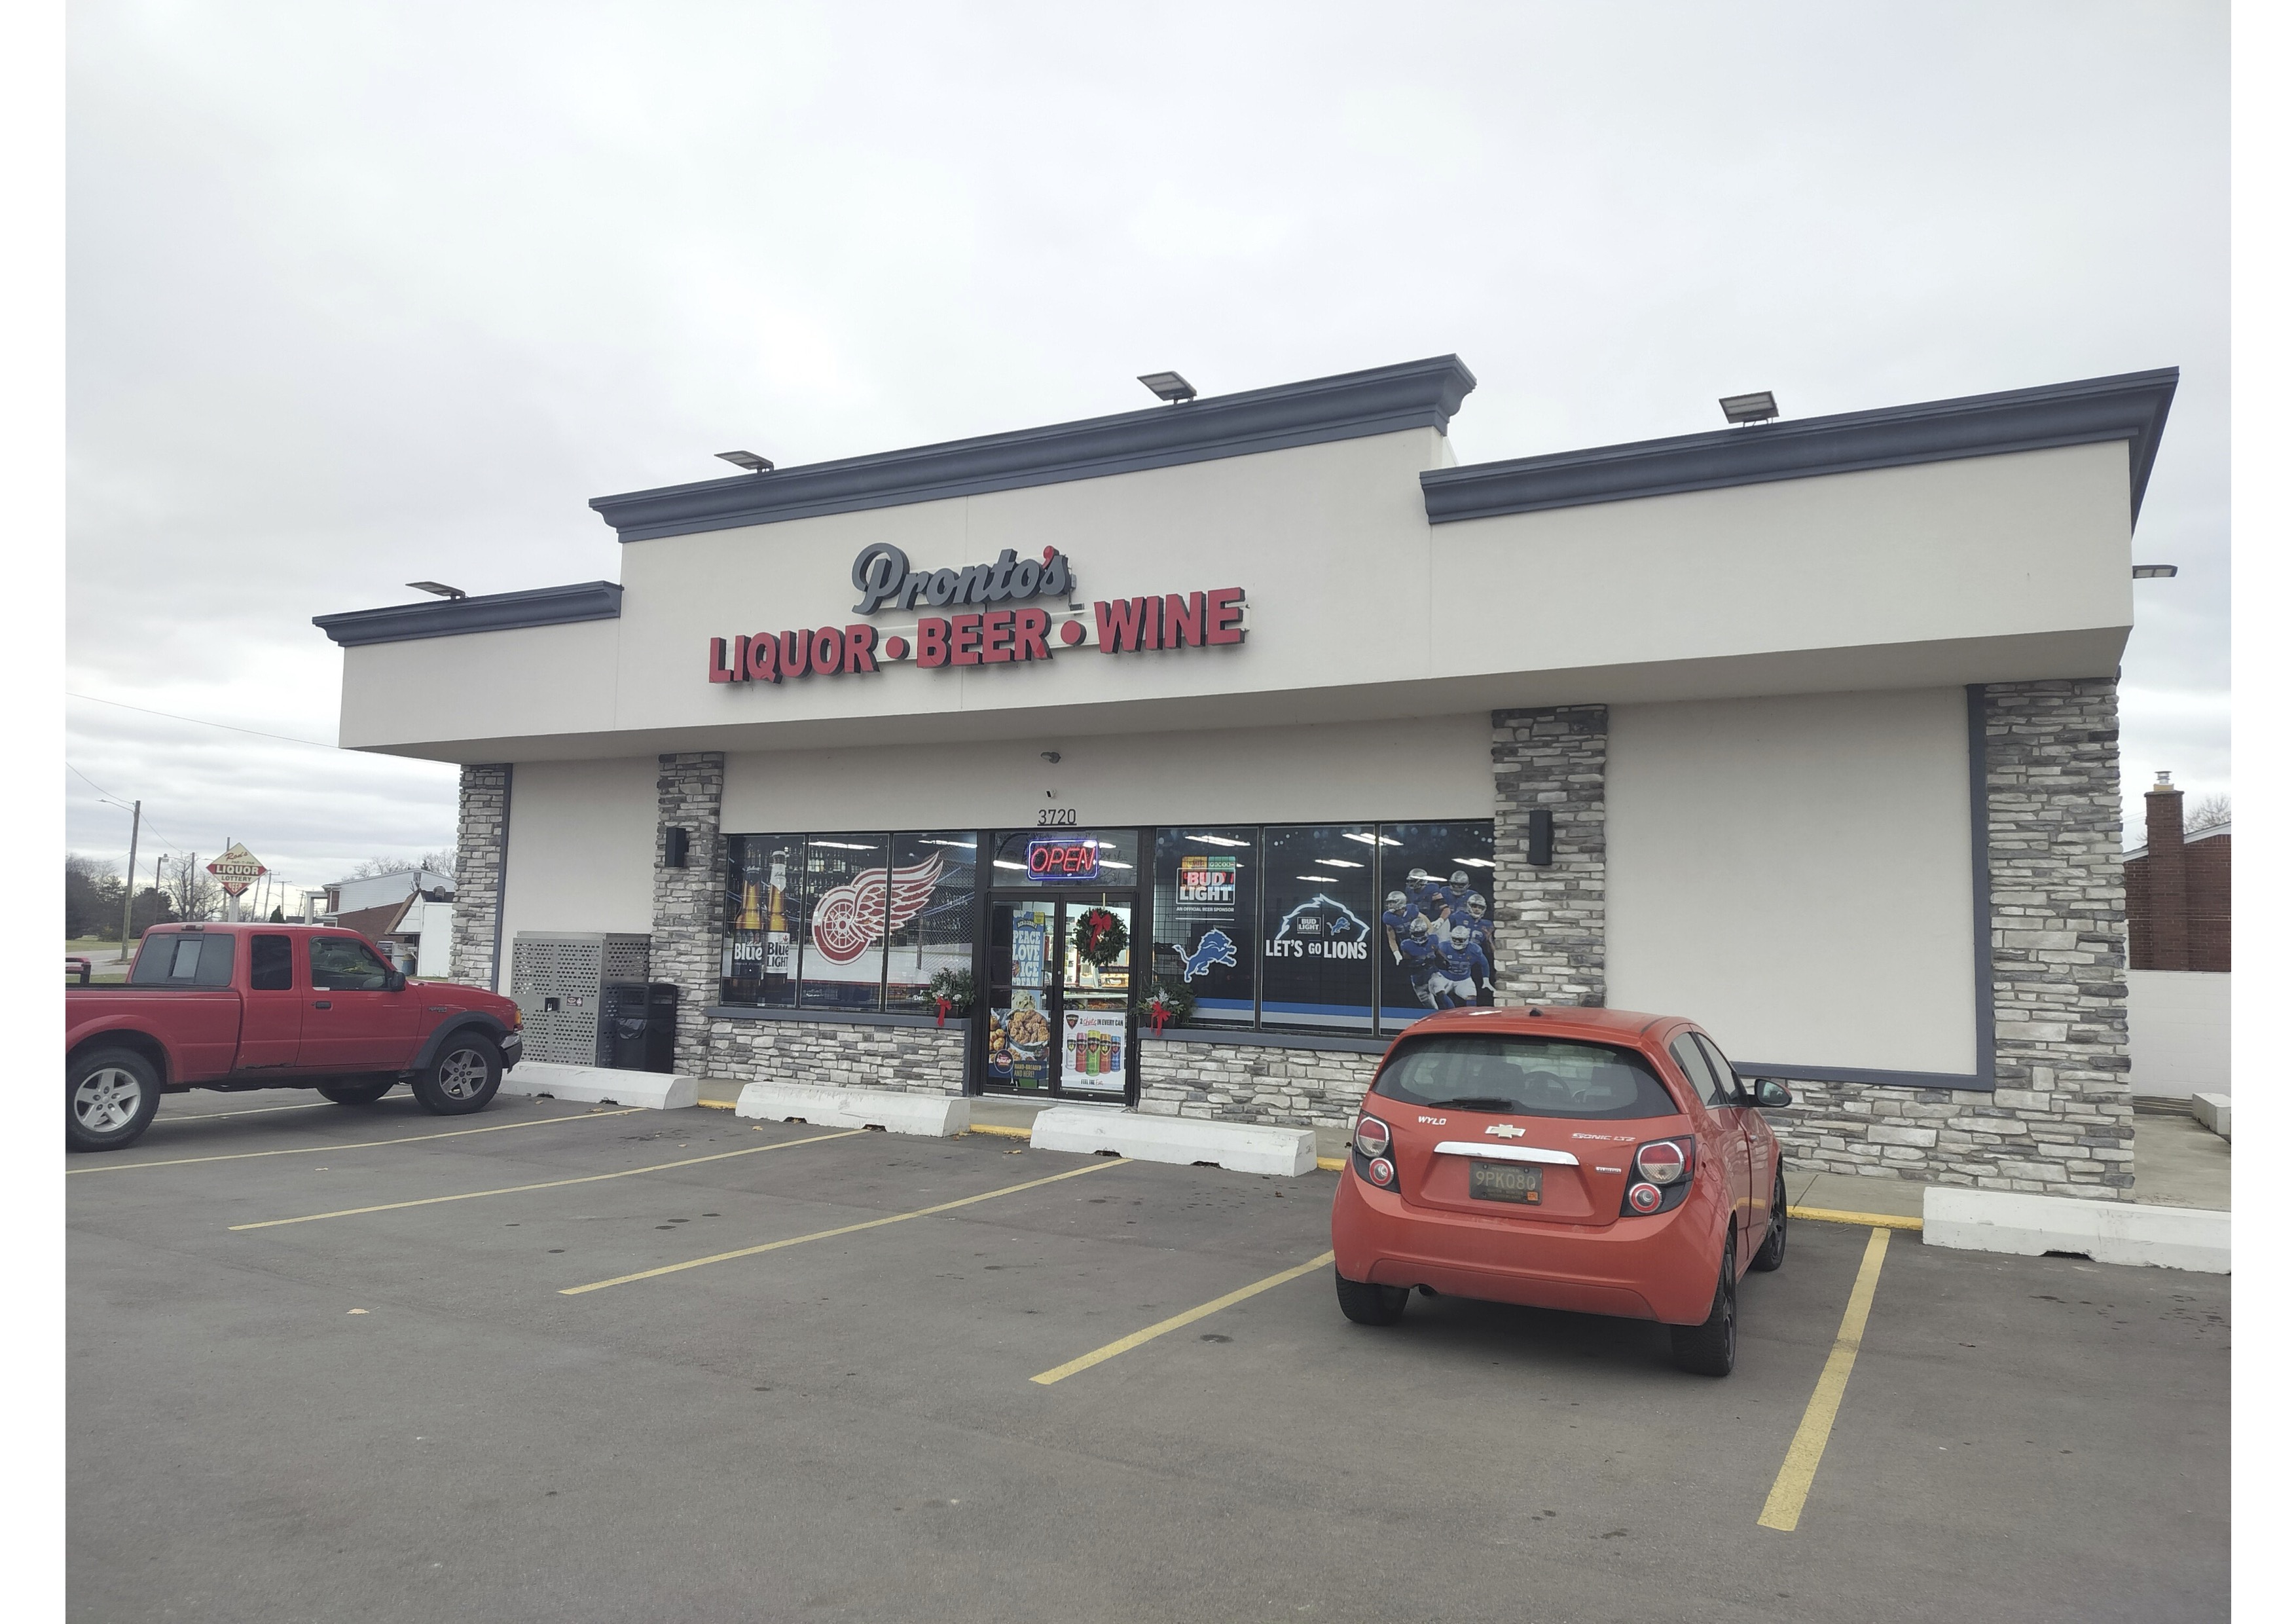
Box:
65 762 198 855
66 691 340 750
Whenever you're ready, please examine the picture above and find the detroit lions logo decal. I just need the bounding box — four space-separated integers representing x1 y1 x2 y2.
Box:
1182 929 1239 982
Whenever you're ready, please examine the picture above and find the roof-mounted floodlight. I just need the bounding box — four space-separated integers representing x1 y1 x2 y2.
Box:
2133 564 2179 578
1719 390 1779 426
716 451 775 473
1138 371 1197 404
407 581 466 599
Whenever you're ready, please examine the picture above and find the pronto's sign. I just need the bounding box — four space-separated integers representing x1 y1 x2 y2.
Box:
706 544 1246 686
206 843 267 898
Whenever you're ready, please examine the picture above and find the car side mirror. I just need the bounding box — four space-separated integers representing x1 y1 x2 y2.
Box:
384 968 407 993
1753 1078 1793 1109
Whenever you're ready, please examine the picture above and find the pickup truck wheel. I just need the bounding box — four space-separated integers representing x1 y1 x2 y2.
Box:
412 1036 501 1115
318 1078 397 1106
68 1048 163 1152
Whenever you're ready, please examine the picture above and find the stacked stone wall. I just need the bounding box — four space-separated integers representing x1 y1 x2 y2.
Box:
448 764 511 988
1139 1038 1380 1126
1489 707 1607 1006
705 1020 966 1094
651 753 726 1071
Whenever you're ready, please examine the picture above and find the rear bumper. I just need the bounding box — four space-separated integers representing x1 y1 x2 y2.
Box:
1331 1166 1723 1325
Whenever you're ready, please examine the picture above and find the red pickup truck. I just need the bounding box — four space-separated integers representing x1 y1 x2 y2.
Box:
64 922 524 1152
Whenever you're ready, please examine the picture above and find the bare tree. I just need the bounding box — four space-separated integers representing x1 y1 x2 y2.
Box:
346 850 457 882
165 855 223 922
2185 792 2231 832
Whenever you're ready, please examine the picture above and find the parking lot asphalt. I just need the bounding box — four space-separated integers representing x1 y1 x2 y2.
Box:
70 1089 2229 1624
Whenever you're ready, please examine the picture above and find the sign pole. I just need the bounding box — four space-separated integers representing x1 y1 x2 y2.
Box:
117 800 141 962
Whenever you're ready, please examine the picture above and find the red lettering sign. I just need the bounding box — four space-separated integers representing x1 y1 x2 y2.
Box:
915 617 949 668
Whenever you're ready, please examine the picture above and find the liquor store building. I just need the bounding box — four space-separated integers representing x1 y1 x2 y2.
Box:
316 356 2178 1198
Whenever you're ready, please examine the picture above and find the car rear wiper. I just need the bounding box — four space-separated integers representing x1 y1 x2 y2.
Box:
1422 1096 1522 1111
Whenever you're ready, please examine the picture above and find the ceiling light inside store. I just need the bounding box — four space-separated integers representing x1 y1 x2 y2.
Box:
1315 858 1364 868
1719 391 1779 425
1455 858 1495 868
1138 371 1197 404
1186 834 1251 847
810 840 877 850
993 860 1027 872
1341 832 1401 847
920 839 977 849
1099 860 1134 870
1296 876 1342 883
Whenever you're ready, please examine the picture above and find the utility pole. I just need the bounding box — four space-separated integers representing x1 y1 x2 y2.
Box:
117 800 141 963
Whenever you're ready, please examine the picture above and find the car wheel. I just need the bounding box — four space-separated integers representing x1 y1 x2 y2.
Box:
318 1077 397 1106
68 1048 163 1153
1670 1233 1738 1376
410 1036 502 1116
1750 1165 1789 1272
1334 1267 1410 1327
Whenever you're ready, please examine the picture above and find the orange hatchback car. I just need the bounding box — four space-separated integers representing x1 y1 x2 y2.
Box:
1329 1005 1794 1376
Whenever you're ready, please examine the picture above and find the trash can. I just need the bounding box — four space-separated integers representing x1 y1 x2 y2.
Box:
602 981 678 1073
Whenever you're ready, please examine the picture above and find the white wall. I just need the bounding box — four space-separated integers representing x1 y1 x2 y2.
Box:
2127 970 2232 1098
1606 688 1976 1075
337 435 2134 762
720 714 1495 834
499 757 660 969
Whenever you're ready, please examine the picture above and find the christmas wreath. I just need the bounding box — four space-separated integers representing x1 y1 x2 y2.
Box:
1070 906 1129 968
1135 978 1196 1034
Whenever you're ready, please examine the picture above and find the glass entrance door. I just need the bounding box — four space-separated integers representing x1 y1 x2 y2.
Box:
1055 897 1131 1099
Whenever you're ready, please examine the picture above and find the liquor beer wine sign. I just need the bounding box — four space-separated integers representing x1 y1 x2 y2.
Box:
706 543 1246 686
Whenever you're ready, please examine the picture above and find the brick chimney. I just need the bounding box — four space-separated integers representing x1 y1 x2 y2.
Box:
2143 771 2190 970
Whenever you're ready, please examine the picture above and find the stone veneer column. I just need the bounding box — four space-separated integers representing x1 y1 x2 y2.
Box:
651 752 726 1073
1488 706 1607 1006
449 764 511 989
1979 678 2134 1194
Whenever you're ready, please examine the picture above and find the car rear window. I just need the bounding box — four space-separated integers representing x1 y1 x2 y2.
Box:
1370 1033 1684 1120
129 932 236 988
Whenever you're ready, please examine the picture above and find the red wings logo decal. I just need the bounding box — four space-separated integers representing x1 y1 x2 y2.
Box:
809 854 945 965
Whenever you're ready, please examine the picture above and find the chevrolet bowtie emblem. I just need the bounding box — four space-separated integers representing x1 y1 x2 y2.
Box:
1484 1124 1526 1139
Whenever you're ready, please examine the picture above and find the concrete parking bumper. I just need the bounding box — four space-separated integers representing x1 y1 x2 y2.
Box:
1922 1186 2231 1273
733 1080 970 1136
501 1060 700 1111
1030 1105 1317 1175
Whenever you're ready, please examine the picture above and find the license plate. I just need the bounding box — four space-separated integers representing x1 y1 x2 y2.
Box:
1469 1160 1542 1204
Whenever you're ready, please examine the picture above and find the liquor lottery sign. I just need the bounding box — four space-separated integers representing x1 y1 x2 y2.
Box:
206 843 266 897
706 544 1247 686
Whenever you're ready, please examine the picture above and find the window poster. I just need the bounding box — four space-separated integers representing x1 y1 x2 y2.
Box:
1152 830 1256 1026
989 993 1052 1090
1377 822 1499 1025
1259 824 1376 1031
1175 854 1237 917
1061 1006 1128 1093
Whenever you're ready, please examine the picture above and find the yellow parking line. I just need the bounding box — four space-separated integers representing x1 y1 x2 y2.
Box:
68 1107 647 1175
228 1129 867 1230
1758 1226 1893 1532
561 1158 1124 1296
1031 1250 1336 1386
966 1124 1032 1140
1315 1156 1347 1172
1790 1206 1922 1232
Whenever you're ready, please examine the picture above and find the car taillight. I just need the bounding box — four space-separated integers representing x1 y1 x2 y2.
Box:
1635 1139 1688 1185
1620 1135 1697 1217
1353 1115 1391 1158
1367 1156 1395 1187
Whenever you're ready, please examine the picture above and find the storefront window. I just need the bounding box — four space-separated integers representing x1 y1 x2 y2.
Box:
989 827 1141 879
795 834 890 1011
884 832 979 1012
1150 828 1257 1026
1375 821 1499 1031
1258 824 1377 1033
722 835 801 1008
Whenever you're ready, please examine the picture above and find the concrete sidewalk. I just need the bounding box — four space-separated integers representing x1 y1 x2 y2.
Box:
697 1084 2229 1216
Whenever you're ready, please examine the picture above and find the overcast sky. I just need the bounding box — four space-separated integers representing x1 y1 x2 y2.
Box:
64 1 2229 901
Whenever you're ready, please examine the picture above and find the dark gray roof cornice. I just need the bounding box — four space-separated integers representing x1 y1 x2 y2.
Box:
1420 367 2179 526
313 581 623 646
590 355 1478 542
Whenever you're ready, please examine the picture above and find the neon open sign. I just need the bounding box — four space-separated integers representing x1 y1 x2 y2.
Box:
1025 838 1101 883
